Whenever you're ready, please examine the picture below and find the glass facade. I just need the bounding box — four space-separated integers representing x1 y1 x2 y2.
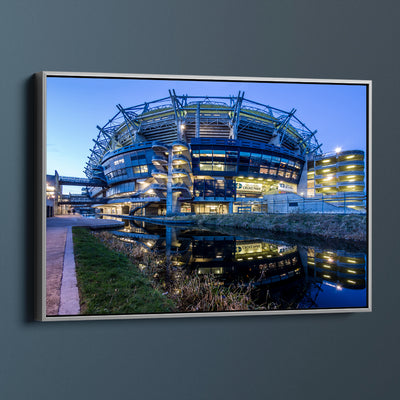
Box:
194 179 236 199
107 182 136 197
192 144 303 184
98 138 306 212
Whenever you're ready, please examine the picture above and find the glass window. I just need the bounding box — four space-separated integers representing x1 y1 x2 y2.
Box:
278 169 285 177
213 163 225 171
239 152 251 164
200 149 213 157
200 149 212 161
285 171 292 178
200 162 213 171
250 153 262 166
226 151 238 163
269 167 277 176
280 158 288 168
249 165 259 173
271 156 280 165
192 150 199 158
213 150 225 159
262 154 272 163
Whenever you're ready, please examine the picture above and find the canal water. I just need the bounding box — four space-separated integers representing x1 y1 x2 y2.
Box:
109 219 368 311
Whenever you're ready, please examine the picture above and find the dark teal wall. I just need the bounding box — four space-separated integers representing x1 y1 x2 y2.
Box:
0 1 398 399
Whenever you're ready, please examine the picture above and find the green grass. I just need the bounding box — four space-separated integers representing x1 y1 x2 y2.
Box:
72 227 174 315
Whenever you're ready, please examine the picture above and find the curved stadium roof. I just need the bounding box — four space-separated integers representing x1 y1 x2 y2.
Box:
85 91 322 178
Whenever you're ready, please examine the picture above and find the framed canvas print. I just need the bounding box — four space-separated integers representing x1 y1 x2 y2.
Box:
35 72 371 321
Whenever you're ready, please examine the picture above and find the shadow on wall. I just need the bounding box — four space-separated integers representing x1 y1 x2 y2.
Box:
25 75 36 323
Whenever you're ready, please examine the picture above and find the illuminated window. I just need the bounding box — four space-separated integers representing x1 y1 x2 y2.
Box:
199 162 213 171
213 150 225 159
133 165 148 174
213 163 225 171
269 167 277 176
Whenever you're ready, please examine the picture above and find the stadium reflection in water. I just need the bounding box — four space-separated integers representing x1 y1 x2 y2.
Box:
111 220 367 310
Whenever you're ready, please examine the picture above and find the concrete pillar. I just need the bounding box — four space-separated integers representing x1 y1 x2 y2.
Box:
297 155 310 197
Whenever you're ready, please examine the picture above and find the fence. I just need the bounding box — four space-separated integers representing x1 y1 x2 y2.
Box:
236 193 367 215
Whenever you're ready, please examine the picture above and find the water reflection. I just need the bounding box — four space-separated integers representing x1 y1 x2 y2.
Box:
111 219 367 310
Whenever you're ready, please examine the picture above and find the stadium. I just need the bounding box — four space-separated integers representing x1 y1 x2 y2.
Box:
80 91 365 216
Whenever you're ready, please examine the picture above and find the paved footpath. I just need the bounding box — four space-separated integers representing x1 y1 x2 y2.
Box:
46 215 124 316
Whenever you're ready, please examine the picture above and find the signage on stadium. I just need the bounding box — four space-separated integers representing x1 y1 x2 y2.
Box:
278 183 296 193
236 182 262 192
236 243 263 254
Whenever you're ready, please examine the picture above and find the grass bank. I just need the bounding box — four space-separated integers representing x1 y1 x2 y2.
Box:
72 227 174 315
94 231 263 312
191 213 367 242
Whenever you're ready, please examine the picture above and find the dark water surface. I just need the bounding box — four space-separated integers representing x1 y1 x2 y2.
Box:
110 219 368 310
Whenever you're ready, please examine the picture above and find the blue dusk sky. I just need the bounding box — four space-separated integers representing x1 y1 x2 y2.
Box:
46 76 368 193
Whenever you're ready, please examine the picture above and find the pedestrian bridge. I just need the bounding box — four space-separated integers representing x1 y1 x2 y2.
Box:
58 176 107 187
59 195 108 205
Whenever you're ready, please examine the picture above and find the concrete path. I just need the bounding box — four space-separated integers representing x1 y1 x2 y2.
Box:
58 227 80 315
46 215 124 316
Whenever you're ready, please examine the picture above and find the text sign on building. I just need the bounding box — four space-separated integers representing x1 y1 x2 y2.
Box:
236 243 263 254
278 183 296 193
236 182 263 192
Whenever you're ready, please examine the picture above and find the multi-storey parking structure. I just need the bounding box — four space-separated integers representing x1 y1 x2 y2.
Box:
306 150 366 210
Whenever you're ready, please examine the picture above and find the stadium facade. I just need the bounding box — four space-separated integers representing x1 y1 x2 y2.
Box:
82 92 365 216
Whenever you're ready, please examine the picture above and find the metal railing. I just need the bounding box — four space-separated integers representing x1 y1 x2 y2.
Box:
248 194 367 214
